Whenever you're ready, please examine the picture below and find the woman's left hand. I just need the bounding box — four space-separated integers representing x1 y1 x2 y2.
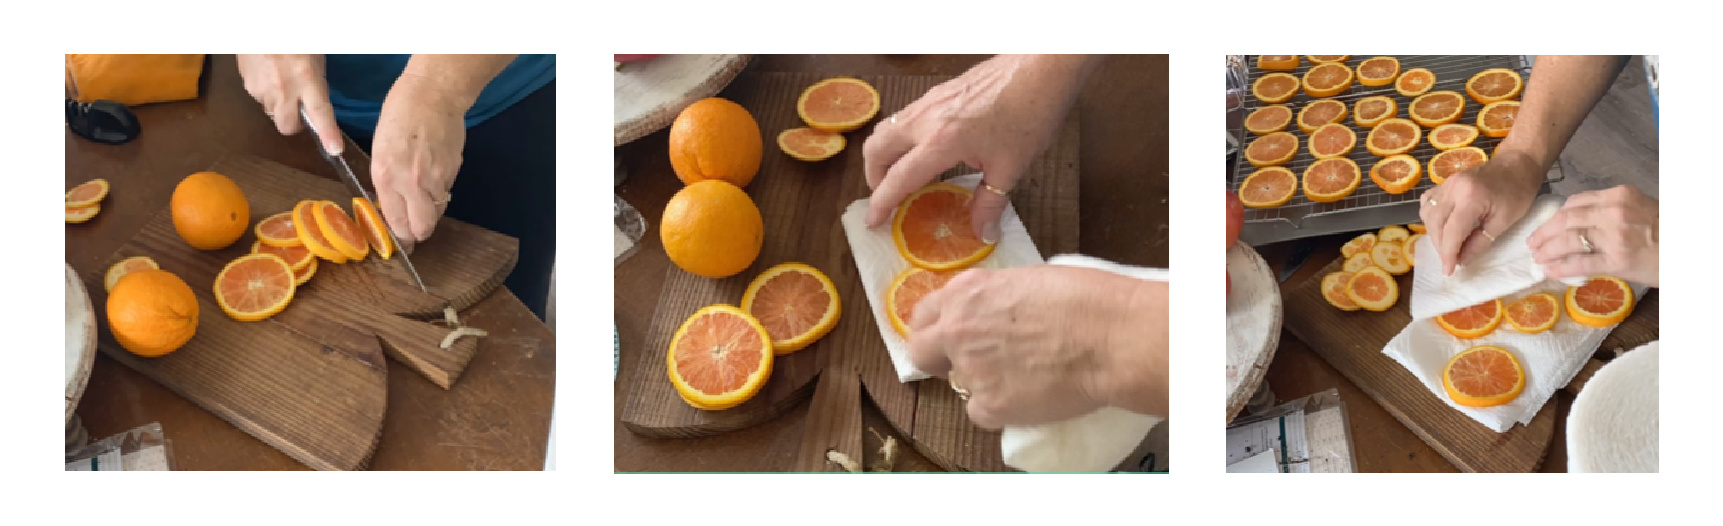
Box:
370 78 468 251
1527 185 1659 287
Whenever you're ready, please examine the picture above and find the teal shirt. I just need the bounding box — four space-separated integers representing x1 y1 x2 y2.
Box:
325 54 554 131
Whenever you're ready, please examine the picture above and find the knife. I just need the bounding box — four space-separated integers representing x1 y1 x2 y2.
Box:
298 106 430 293
1278 239 1315 283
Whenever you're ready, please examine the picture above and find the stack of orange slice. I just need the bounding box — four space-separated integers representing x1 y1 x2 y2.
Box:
66 178 110 224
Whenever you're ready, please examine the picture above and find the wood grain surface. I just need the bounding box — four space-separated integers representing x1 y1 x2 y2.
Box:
614 54 752 146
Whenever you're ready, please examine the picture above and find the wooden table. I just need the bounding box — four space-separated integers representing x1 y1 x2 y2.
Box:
614 54 1169 471
65 55 555 470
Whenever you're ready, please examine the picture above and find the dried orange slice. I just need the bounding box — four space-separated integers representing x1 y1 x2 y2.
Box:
1245 105 1293 135
1370 241 1411 275
214 253 297 322
1405 233 1423 265
1378 225 1410 245
254 211 303 248
1429 147 1488 184
292 200 346 264
741 262 842 355
294 257 318 286
252 240 313 272
104 256 160 292
66 204 100 224
1301 158 1361 203
1396 68 1436 97
1443 345 1524 407
1408 223 1427 234
1252 73 1300 104
1566 276 1635 328
1505 292 1560 333
666 304 774 410
1429 124 1481 151
1257 55 1300 70
1368 155 1422 194
777 127 846 162
892 183 995 271
1478 101 1520 138
1409 91 1466 128
1244 132 1298 168
1308 124 1357 159
1341 232 1377 259
312 200 370 262
1322 272 1360 311
1437 298 1503 339
66 178 110 208
1366 118 1422 156
1356 57 1400 87
1306 55 1349 64
350 197 394 260
1345 266 1397 312
1302 63 1354 98
1297 100 1349 133
1353 96 1398 128
1343 252 1374 273
886 267 960 338
1466 68 1523 104
1237 167 1298 208
796 77 880 133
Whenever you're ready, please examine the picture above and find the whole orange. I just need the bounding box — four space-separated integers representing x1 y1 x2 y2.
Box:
661 180 763 278
669 98 763 188
171 171 251 250
107 268 199 357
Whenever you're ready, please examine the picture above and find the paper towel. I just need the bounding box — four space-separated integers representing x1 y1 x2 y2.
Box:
1385 194 1650 432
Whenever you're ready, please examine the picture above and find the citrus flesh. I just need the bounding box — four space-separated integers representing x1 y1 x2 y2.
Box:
214 253 297 322
1437 298 1503 339
893 183 995 270
1443 345 1525 407
886 267 959 338
1322 271 1360 311
667 304 774 410
1245 132 1298 167
1506 292 1560 333
1238 167 1298 208
1245 105 1292 135
1566 276 1635 327
740 263 842 355
1301 158 1360 203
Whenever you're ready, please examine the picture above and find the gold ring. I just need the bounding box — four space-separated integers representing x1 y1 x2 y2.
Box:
888 113 898 125
981 181 1009 197
1482 230 1496 242
950 378 971 401
1579 230 1595 254
433 194 452 206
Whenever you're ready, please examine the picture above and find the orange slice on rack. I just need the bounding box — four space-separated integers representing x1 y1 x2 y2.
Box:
1245 105 1293 135
1343 252 1374 273
666 304 775 411
777 127 846 162
66 178 110 208
1257 55 1300 71
1306 55 1349 64
1356 57 1400 87
104 256 160 292
1478 101 1520 138
797 77 881 132
1405 233 1423 265
1341 232 1377 259
1437 298 1503 339
350 197 395 260
1443 345 1524 407
1345 266 1398 312
1297 100 1349 133
214 253 297 322
1302 63 1354 98
1366 118 1422 156
1370 241 1411 275
1396 68 1436 97
1237 167 1298 208
254 211 303 248
1566 276 1636 328
1429 147 1488 184
1466 68 1523 104
893 183 995 271
1244 132 1298 168
1308 123 1357 159
1353 96 1398 128
1410 91 1466 128
886 266 960 338
291 200 347 264
1322 271 1361 311
1429 124 1481 151
251 240 314 272
66 204 100 224
294 257 318 285
1378 225 1410 245
1252 73 1300 104
1301 158 1361 203
1368 154 1423 194
1505 292 1560 333
741 262 842 355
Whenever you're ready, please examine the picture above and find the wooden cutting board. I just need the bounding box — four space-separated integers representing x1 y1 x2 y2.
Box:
618 72 1080 473
75 154 518 470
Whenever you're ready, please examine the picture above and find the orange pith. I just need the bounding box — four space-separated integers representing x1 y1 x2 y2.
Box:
350 197 395 260
1371 241 1411 275
214 253 297 322
252 240 313 272
1245 105 1293 135
797 77 881 133
1366 119 1422 156
254 211 303 248
1245 132 1298 167
1437 298 1503 339
1302 63 1354 98
886 267 960 338
1345 266 1397 311
1369 155 1422 194
1257 55 1299 70
1505 292 1560 333
740 262 842 355
1237 167 1298 208
1322 271 1360 311
1410 91 1466 128
666 304 774 410
1306 55 1349 64
1344 252 1373 273
1466 68 1523 104
1429 147 1487 184
1356 57 1400 87
1566 276 1635 327
66 179 110 207
1396 68 1436 97
1443 345 1525 407
1253 73 1300 104
892 183 995 271
1354 96 1397 128
1341 232 1377 259
104 256 160 292
1378 225 1410 245
1405 233 1423 265
1297 100 1348 133
292 200 347 264
313 200 370 261
1301 158 1361 203
777 127 847 162
294 257 318 285
1308 123 1357 159
1478 101 1520 138
1429 124 1481 151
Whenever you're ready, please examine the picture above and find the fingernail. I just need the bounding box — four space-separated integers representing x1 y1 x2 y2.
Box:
327 140 343 155
981 221 1000 245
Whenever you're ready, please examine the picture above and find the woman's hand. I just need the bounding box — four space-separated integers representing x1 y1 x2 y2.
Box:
1418 150 1544 276
862 55 1097 243
235 54 344 155
369 77 468 250
905 265 1169 429
1527 185 1659 287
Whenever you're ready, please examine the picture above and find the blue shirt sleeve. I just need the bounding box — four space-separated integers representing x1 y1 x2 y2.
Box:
326 54 555 132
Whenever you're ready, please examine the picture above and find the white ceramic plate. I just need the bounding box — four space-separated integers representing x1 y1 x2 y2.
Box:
65 263 96 425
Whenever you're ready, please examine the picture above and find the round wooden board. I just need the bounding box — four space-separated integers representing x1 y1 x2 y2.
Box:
1226 244 1281 422
614 54 752 147
65 263 96 426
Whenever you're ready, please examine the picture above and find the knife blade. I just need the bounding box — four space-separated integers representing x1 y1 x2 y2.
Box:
1279 239 1315 283
298 106 430 293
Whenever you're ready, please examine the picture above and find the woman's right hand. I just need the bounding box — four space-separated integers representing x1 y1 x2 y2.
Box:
1417 150 1545 276
236 54 344 155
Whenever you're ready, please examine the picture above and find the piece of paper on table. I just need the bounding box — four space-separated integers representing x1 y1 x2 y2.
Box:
1226 449 1281 473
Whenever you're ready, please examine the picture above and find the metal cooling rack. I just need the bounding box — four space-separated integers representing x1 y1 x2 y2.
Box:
1226 55 1563 246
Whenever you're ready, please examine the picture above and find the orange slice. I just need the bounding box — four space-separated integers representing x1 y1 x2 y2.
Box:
292 200 347 264
1378 225 1410 245
1257 55 1300 70
666 304 774 411
1405 233 1423 265
796 77 880 133
1343 252 1374 273
350 197 395 260
1366 118 1422 156
1429 124 1481 151
214 253 297 322
1466 68 1523 104
1244 132 1298 168
886 267 960 338
740 262 842 355
892 183 995 271
777 127 846 162
1429 147 1488 184
252 240 313 272
294 257 318 286
1408 223 1427 234
1252 73 1300 104
1341 232 1377 259
1302 63 1354 98
1478 101 1520 138
1437 298 1503 339
1356 56 1400 87
1308 123 1357 159
104 256 160 292
1245 105 1293 135
1322 272 1360 311
66 179 110 208
312 200 370 262
1396 68 1436 97
1345 266 1397 312
1409 91 1466 128
1353 96 1398 128
1301 158 1361 203
1368 154 1423 194
1566 276 1635 328
1443 345 1525 407
1505 292 1560 333
1297 100 1349 133
66 203 100 224
1370 241 1411 275
254 211 303 248
1237 167 1298 208
1306 55 1349 64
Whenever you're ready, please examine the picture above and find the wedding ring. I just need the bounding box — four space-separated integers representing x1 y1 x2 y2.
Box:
950 378 971 401
888 113 898 125
433 194 452 206
1425 196 1437 207
1482 231 1497 242
1579 230 1595 254
980 181 1010 197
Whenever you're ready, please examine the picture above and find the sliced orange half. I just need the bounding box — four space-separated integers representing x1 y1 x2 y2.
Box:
312 200 370 262
886 267 960 339
104 256 160 292
1306 55 1349 64
796 77 880 133
1378 225 1410 245
1409 91 1466 128
1341 232 1377 259
1302 63 1354 98
1429 147 1488 184
214 253 297 322
350 197 395 260
892 183 995 271
1366 118 1422 157
252 239 313 272
1297 100 1349 133
1478 101 1520 138
1322 271 1360 311
1396 68 1436 97
1237 167 1298 208
1370 241 1411 275
1356 56 1400 87
294 256 318 286
1252 73 1300 104
666 304 774 411
1466 68 1523 104
254 211 303 248
1257 55 1300 70
66 178 110 207
1443 345 1525 407
1244 132 1298 168
1354 96 1398 128
1301 158 1361 203
1245 105 1293 135
1343 252 1374 273
66 203 100 224
1345 266 1398 312
1429 124 1481 151
1368 154 1423 194
1437 298 1503 339
740 262 842 355
1308 123 1357 159
777 127 846 162
1566 276 1635 327
1505 292 1560 333
292 200 347 264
